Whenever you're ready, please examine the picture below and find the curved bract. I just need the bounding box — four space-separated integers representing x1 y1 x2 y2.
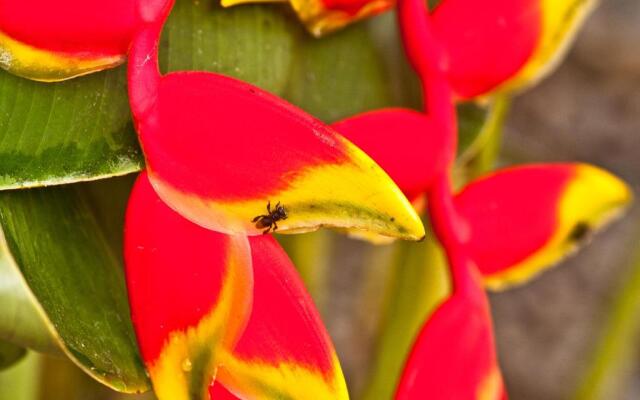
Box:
0 0 172 81
495 0 599 93
128 22 424 240
395 261 505 400
124 173 253 400
431 0 599 98
221 0 393 37
431 0 541 98
455 163 633 290
125 174 347 400
333 108 453 203
215 236 349 400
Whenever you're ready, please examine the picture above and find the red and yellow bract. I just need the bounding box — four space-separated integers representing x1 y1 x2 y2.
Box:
395 260 505 400
127 10 425 240
126 173 348 400
430 0 599 98
0 0 172 81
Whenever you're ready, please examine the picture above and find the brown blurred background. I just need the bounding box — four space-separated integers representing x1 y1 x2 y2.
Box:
495 0 640 398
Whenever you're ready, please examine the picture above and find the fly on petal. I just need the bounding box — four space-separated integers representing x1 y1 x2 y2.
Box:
395 261 506 400
214 235 349 400
455 163 632 290
128 26 425 241
124 172 254 400
0 0 172 81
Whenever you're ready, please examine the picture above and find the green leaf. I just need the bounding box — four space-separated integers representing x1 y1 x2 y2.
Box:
0 178 149 392
0 341 25 370
0 66 142 190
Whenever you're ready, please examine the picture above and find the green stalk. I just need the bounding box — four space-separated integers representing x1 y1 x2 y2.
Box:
456 95 511 183
277 230 333 316
359 233 450 400
573 232 640 400
0 352 40 400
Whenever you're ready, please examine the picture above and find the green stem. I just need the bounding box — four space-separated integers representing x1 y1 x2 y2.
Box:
456 95 511 183
359 232 450 400
0 352 40 400
277 231 333 316
573 232 640 400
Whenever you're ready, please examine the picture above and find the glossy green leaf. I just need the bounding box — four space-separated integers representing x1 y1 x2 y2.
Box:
0 66 142 190
0 341 25 370
0 179 148 392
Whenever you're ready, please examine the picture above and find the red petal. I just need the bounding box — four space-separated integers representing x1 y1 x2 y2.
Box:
431 0 541 98
395 262 505 400
332 108 454 202
128 28 424 240
124 172 253 400
455 163 632 289
215 235 349 399
0 0 172 80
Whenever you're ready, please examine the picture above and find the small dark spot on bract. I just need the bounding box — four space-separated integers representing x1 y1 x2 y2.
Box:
390 217 395 222
569 222 591 242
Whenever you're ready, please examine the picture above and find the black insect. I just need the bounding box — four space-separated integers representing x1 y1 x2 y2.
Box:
252 201 287 234
569 221 591 242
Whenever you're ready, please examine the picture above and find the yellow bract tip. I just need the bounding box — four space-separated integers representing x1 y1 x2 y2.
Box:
496 0 598 94
0 29 123 82
484 164 631 291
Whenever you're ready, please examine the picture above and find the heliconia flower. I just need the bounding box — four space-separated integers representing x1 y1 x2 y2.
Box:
212 235 349 400
0 0 172 81
125 172 254 400
127 18 425 241
395 258 506 400
221 0 393 37
430 0 598 98
332 108 454 204
125 173 348 400
454 163 633 290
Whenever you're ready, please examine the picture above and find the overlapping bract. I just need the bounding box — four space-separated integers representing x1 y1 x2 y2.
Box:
126 173 347 400
128 22 424 241
0 0 172 81
221 0 394 36
395 261 505 400
456 163 632 290
431 0 598 98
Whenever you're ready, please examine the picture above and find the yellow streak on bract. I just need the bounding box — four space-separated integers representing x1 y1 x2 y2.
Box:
484 164 632 291
148 136 425 241
287 0 394 37
476 366 503 400
495 0 598 94
218 352 349 400
148 236 252 400
0 29 124 82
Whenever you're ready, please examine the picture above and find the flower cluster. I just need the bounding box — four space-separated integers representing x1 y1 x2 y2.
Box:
0 0 632 399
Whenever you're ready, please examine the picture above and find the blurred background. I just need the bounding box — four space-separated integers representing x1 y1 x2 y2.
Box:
1 0 639 399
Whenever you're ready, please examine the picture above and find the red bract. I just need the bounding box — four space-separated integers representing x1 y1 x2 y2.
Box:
0 0 172 81
127 9 424 240
395 260 505 400
425 0 598 98
333 108 454 203
221 0 394 36
214 235 348 399
126 173 347 400
341 0 633 396
431 0 541 98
